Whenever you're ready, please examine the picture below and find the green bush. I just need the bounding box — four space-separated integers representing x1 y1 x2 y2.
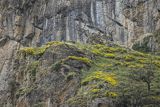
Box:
20 41 64 56
81 71 117 86
51 61 62 71
124 55 136 61
66 56 92 65
105 53 116 58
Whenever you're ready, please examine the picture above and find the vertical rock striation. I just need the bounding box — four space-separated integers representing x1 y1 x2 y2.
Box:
0 0 160 46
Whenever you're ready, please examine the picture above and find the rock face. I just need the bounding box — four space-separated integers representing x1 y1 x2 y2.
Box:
0 0 160 46
0 42 88 106
0 0 160 107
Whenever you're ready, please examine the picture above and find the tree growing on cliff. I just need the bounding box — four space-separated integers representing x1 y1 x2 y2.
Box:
116 56 160 106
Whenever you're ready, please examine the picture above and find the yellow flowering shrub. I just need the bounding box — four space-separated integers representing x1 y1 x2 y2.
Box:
128 64 144 68
105 91 118 97
104 53 116 58
91 44 127 57
20 46 47 56
66 56 92 65
82 71 117 86
91 48 103 56
20 41 64 56
90 88 101 93
124 55 136 61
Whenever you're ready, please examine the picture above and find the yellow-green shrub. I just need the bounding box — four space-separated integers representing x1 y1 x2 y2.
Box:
128 64 144 68
137 58 150 64
66 56 92 65
20 41 64 56
104 53 116 58
105 91 118 97
114 61 124 66
20 47 35 55
124 55 136 61
91 48 103 56
46 41 63 46
90 88 101 93
20 46 48 56
82 71 117 86
131 51 147 57
153 61 160 68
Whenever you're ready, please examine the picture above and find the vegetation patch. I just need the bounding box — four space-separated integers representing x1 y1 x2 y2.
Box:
127 63 144 68
16 86 34 97
67 95 88 106
132 36 153 52
33 102 45 107
123 55 136 61
51 61 63 71
16 41 160 106
104 53 116 58
105 91 118 97
153 60 160 68
27 61 39 80
91 44 127 57
20 46 48 56
65 71 77 80
65 56 92 65
20 41 64 56
81 71 117 86
130 51 148 57
45 41 64 46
